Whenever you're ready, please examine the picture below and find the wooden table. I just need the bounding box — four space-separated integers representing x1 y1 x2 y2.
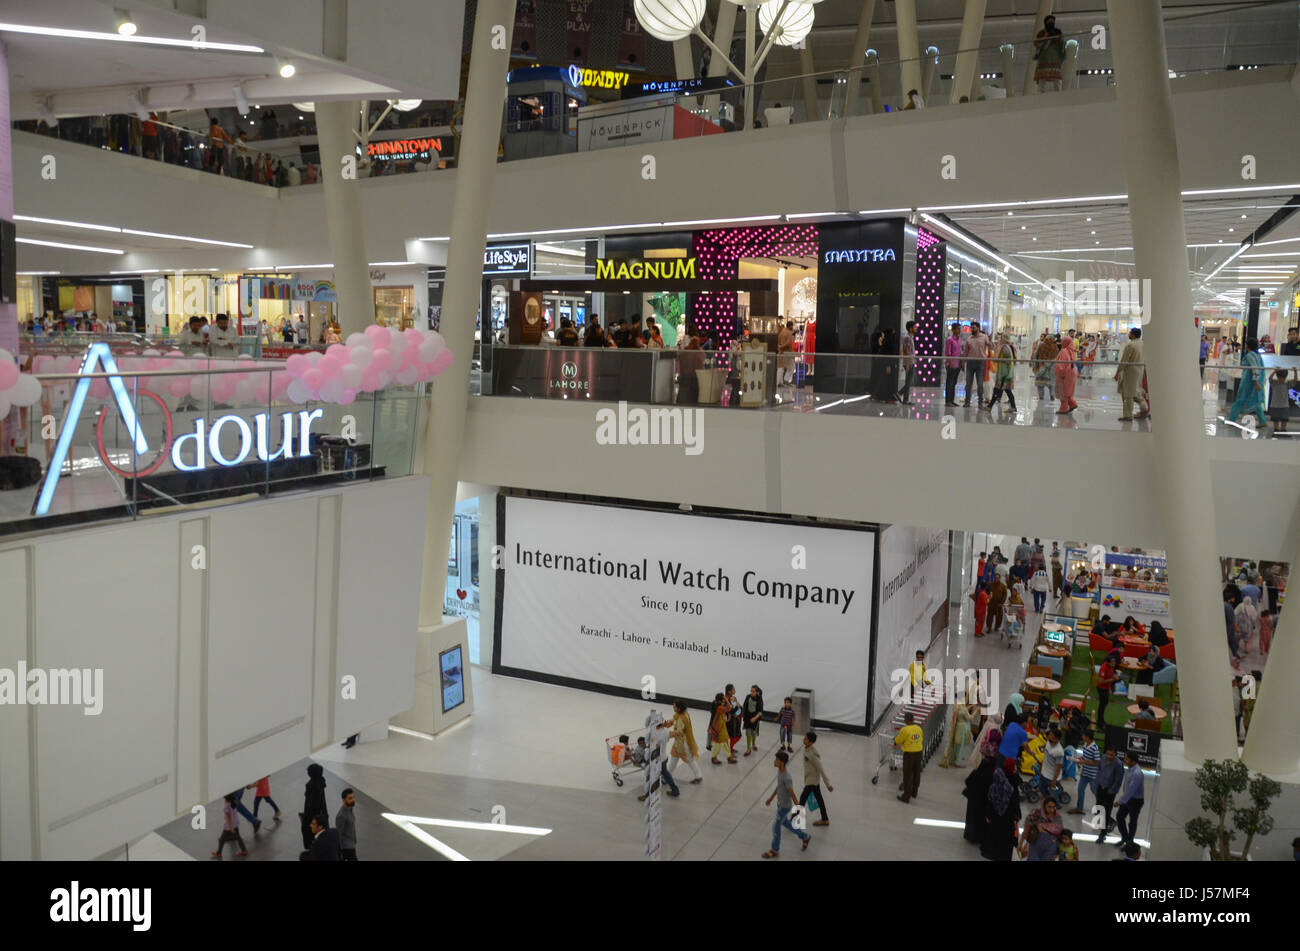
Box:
1120 657 1144 671
1025 676 1062 693
1127 703 1167 720
1118 635 1150 649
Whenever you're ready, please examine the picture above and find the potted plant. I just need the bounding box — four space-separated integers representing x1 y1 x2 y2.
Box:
1184 759 1282 860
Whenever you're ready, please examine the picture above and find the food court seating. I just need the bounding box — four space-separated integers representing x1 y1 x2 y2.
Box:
1039 655 1065 678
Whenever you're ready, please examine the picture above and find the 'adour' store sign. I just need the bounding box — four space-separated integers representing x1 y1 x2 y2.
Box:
594 258 697 281
823 248 897 264
35 344 323 516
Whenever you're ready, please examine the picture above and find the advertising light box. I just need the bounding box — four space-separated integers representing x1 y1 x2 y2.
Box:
495 496 876 727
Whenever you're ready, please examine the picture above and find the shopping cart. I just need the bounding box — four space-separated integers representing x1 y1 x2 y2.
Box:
1003 604 1026 650
870 696 948 784
604 731 648 788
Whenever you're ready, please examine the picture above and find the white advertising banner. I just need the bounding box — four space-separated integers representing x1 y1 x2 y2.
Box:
578 104 675 151
1099 585 1173 631
497 497 875 727
873 525 950 723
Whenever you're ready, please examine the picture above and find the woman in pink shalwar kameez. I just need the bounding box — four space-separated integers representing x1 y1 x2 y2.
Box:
1055 336 1079 414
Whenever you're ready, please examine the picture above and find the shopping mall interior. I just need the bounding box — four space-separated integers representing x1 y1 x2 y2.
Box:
0 0 1298 890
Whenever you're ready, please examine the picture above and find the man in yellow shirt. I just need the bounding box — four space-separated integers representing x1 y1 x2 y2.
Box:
909 650 927 701
894 712 925 802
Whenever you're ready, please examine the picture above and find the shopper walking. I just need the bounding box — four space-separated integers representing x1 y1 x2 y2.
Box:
299 762 328 852
1114 752 1146 850
898 320 917 403
1235 593 1261 662
1033 15 1066 92
981 759 1022 861
971 581 989 637
709 693 735 764
940 701 976 767
962 323 988 407
1224 584 1242 669
724 684 744 758
944 322 962 406
962 755 995 846
249 776 281 820
1228 337 1268 427
741 685 764 757
988 332 1018 412
1029 564 1050 613
1116 328 1150 420
211 794 249 859
639 711 681 800
230 786 262 832
304 815 341 861
987 575 1008 634
894 711 925 802
762 750 810 857
1033 333 1058 404
798 731 833 825
1055 334 1079 414
666 699 703 782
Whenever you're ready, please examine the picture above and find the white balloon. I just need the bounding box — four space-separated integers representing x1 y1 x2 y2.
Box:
320 377 344 402
12 374 43 406
396 367 418 385
350 348 373 369
189 378 210 400
306 351 323 365
340 364 363 388
286 379 311 404
234 380 254 405
386 329 409 353
345 332 372 350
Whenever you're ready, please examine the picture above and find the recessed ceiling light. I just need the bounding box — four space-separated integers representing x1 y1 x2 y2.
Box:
1008 212 1014 216
1020 226 1026 230
1032 237 1037 241
279 61 296 78
1228 228 1235 233
115 9 136 36
1086 217 1092 222
1240 214 1247 219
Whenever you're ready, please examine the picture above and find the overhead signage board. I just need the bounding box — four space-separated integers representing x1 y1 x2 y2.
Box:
568 65 630 90
578 104 674 151
624 76 736 99
594 257 696 282
484 243 532 277
367 137 443 161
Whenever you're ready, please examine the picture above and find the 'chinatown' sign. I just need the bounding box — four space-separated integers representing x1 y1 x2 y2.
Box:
595 258 697 282
367 137 443 161
35 344 324 516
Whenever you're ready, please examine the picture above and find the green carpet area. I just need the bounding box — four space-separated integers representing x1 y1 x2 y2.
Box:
1029 641 1174 737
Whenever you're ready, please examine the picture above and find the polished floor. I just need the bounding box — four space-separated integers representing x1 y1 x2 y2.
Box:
124 565 1174 861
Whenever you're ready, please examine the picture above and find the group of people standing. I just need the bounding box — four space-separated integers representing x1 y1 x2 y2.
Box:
210 764 358 861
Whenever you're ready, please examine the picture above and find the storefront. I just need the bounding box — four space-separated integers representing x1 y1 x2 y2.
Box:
370 265 429 331
21 274 146 332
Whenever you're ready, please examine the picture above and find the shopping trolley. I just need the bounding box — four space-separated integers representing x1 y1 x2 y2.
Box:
604 731 648 788
1003 604 1026 650
870 696 948 784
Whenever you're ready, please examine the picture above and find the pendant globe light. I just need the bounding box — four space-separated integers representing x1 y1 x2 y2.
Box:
758 1 816 46
633 0 707 43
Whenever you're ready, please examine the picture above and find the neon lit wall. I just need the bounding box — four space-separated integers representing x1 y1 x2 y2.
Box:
914 227 947 385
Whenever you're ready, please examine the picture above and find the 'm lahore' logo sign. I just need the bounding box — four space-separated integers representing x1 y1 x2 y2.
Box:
594 258 697 282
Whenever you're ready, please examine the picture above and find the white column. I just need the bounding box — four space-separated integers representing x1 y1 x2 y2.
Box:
314 100 374 336
703 2 739 118
798 38 820 121
1107 0 1239 761
1243 534 1300 771
1022 0 1054 96
950 0 988 104
843 0 877 115
921 46 939 102
865 50 884 114
895 0 923 106
1000 44 1015 96
417 0 515 625
1062 39 1080 88
672 38 694 79
743 1 758 129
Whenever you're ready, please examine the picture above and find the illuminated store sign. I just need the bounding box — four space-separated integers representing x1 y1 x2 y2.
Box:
568 65 630 89
35 344 323 516
594 258 697 281
484 242 532 276
630 77 735 96
823 248 897 264
367 137 443 161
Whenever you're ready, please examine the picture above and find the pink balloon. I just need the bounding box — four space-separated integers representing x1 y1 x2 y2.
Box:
319 355 345 376
369 349 393 371
285 353 308 376
0 361 17 390
165 349 185 358
338 388 357 406
272 374 291 399
403 327 423 346
303 368 324 390
396 367 418 385
88 378 111 401
168 377 190 398
430 349 455 375
360 369 381 391
326 343 348 359
364 324 389 344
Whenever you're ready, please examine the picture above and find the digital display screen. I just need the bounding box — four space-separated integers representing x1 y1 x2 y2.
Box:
439 646 465 714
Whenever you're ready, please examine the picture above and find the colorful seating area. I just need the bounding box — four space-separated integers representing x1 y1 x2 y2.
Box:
1025 615 1178 738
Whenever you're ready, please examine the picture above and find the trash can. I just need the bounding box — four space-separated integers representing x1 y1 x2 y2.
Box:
791 688 815 735
1069 596 1092 620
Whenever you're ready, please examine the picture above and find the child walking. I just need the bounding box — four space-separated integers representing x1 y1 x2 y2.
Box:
250 776 281 820
211 794 249 859
1267 368 1290 434
778 696 796 752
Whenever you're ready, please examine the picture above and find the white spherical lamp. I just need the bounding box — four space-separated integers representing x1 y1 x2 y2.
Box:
634 0 707 43
758 1 815 46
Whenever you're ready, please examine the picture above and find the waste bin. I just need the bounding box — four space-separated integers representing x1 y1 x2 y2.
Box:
791 688 814 735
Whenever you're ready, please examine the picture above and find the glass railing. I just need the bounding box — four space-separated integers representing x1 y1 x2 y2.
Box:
473 344 1300 441
21 331 333 360
0 356 425 536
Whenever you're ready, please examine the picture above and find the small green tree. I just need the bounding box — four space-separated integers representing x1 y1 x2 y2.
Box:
1184 759 1282 860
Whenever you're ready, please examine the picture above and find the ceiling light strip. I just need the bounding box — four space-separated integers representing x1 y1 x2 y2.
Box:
16 236 123 254
0 21 263 52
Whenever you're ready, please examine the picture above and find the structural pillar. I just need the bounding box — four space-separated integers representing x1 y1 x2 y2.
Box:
417 0 515 625
865 50 884 114
798 37 820 121
950 0 988 104
1000 44 1015 96
842 0 876 116
1061 38 1080 88
743 1 758 129
672 38 693 80
316 100 375 335
921 46 939 103
703 2 739 119
1022 0 1054 96
1107 0 1239 762
895 0 923 105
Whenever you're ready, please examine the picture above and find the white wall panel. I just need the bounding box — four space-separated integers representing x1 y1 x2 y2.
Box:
33 521 180 861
